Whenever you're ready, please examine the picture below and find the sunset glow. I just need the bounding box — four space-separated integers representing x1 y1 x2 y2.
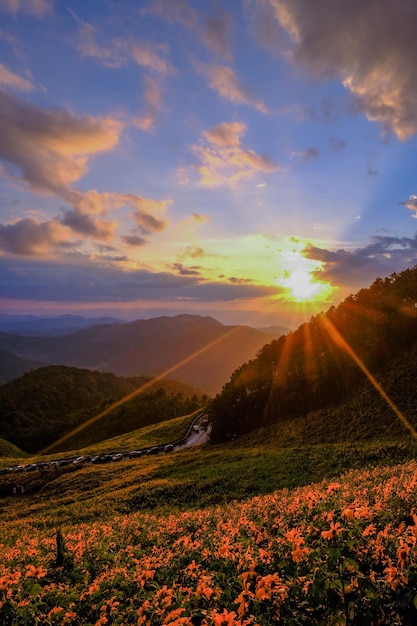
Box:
0 1 417 327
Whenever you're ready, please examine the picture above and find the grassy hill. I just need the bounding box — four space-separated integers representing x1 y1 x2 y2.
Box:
0 437 26 458
0 366 205 453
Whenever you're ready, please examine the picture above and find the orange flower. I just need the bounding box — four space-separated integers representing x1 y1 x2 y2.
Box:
321 521 343 540
396 541 410 568
210 608 238 624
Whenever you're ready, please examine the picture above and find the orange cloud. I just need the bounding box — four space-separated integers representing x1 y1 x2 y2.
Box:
0 90 122 198
0 63 34 91
193 121 278 186
203 122 246 147
197 63 268 112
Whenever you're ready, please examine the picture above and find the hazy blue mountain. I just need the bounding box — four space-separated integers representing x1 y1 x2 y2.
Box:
0 314 283 394
0 314 123 336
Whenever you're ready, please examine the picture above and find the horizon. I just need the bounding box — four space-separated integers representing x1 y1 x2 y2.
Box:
1 1 417 329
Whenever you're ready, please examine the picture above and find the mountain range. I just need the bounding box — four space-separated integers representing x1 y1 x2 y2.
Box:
0 314 287 395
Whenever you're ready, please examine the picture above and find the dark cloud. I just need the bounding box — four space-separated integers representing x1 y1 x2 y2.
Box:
266 0 417 139
0 217 67 255
228 277 253 284
304 233 417 288
0 257 281 303
60 208 116 241
121 234 148 247
203 9 232 60
133 210 167 235
291 146 319 161
172 262 202 276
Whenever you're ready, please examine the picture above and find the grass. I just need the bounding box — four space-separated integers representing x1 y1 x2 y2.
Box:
1 416 416 528
0 437 27 458
0 411 197 468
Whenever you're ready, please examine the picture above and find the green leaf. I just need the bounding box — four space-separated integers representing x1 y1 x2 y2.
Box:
30 583 42 599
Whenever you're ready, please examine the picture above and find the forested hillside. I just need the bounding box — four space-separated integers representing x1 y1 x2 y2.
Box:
209 266 417 441
0 366 205 453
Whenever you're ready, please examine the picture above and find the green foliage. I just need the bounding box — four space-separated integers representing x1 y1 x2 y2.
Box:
0 437 26 458
0 365 205 453
209 266 417 441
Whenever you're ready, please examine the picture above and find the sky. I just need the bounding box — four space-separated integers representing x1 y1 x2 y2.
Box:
0 0 417 329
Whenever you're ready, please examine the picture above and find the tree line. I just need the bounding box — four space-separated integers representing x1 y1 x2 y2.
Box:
208 266 417 441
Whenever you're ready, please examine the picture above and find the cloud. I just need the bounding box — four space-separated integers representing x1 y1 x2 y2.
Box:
400 194 417 217
0 0 53 17
197 63 268 112
0 256 280 303
75 22 124 68
76 22 173 75
172 262 202 276
0 217 69 255
128 39 173 75
59 209 117 242
0 63 34 92
0 90 122 198
121 234 147 247
104 193 170 235
140 0 198 30
329 138 346 152
203 121 246 147
142 1 232 60
133 75 164 131
192 121 278 186
291 146 319 161
58 191 170 242
203 9 232 61
179 245 205 259
303 232 417 289
263 0 417 139
228 276 254 284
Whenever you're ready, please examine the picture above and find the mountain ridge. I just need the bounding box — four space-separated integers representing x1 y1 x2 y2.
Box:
0 314 285 394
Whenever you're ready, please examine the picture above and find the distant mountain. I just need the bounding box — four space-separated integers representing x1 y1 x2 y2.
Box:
0 348 44 386
0 314 123 336
0 365 204 453
256 325 290 335
209 266 417 441
0 314 282 394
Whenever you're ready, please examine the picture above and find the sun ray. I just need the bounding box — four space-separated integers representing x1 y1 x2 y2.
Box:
320 315 417 440
39 325 246 455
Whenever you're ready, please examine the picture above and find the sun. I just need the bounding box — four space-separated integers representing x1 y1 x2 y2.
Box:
283 268 331 302
276 245 334 303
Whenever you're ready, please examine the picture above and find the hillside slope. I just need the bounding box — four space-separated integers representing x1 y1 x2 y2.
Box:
209 266 417 440
0 314 281 394
0 366 204 453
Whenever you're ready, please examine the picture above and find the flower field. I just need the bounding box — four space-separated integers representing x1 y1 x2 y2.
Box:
1 460 417 625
